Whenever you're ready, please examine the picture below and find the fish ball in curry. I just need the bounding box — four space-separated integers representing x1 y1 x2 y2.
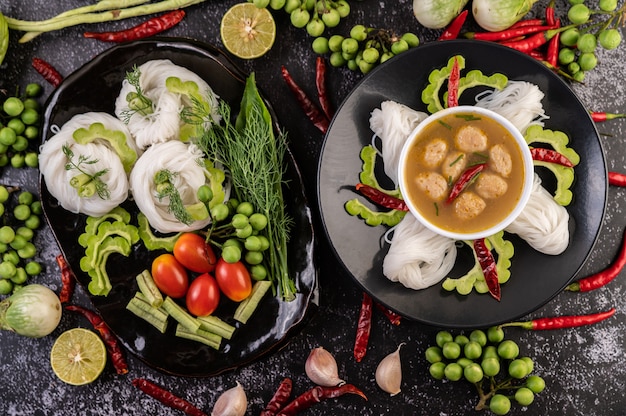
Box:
476 173 508 199
489 144 513 178
415 172 448 201
455 125 488 153
422 138 448 168
454 191 486 220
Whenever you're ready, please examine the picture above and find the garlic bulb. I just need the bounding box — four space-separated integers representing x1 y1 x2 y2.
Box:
375 343 405 396
305 346 345 387
211 382 247 416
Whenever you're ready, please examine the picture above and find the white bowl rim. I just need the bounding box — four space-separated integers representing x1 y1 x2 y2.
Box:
397 105 535 241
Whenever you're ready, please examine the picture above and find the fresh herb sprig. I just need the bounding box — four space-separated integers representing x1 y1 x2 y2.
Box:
63 144 110 200
154 169 194 226
120 65 153 124
197 74 296 302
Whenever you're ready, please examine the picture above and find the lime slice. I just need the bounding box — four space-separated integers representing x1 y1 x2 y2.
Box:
50 328 107 385
220 3 276 59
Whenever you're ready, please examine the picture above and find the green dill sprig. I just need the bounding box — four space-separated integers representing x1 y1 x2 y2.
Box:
120 65 153 124
196 75 296 302
63 144 110 200
154 169 194 226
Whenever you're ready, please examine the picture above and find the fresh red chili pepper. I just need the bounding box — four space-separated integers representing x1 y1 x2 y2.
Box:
590 111 626 122
132 378 207 416
56 254 75 304
509 18 545 29
447 56 460 108
281 66 329 134
84 10 185 42
546 19 561 67
439 10 468 41
474 238 501 301
545 0 556 26
528 49 546 61
261 377 293 416
566 228 626 292
375 303 402 326
500 26 567 53
65 305 129 375
530 147 573 167
354 292 373 363
276 384 367 416
315 56 333 121
446 163 486 204
355 183 408 211
466 24 558 42
609 171 626 187
32 57 63 87
500 308 616 330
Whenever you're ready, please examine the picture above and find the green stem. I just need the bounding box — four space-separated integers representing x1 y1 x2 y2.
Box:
6 0 206 36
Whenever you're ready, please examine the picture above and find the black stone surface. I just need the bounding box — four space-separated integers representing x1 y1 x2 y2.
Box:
1 1 626 415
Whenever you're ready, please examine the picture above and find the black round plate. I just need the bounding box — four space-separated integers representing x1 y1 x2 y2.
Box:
317 40 606 329
40 38 317 376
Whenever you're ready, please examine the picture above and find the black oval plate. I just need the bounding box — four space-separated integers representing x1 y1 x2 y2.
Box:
318 40 606 329
40 38 317 376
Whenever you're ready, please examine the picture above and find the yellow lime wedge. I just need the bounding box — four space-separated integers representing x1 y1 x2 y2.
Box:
220 3 276 59
50 328 107 385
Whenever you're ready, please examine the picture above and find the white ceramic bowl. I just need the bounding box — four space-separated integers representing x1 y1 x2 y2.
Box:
397 105 534 241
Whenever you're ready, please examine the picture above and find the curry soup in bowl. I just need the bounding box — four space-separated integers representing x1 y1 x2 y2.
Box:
398 106 534 240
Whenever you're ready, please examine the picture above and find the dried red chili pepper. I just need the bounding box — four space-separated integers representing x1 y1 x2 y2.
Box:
439 10 468 41
466 24 558 42
354 292 373 363
56 254 75 304
530 147 573 167
132 378 208 416
609 171 626 187
32 57 63 87
590 111 626 122
446 163 486 204
315 56 334 121
375 303 402 326
281 66 330 134
474 238 501 301
84 10 185 42
65 305 129 375
566 228 626 292
447 56 460 108
276 384 367 416
500 308 616 330
260 377 293 416
355 183 408 211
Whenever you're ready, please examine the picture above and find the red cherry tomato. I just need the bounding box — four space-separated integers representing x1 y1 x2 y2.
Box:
173 233 217 273
151 253 188 298
185 273 220 317
215 258 252 302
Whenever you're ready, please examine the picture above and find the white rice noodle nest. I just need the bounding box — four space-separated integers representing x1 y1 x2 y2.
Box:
474 80 548 134
383 213 458 290
505 173 570 255
369 101 428 185
130 140 213 233
114 59 220 150
38 112 134 217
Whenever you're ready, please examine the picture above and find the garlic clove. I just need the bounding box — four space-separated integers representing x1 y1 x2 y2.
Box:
211 381 247 416
305 346 345 387
375 343 405 396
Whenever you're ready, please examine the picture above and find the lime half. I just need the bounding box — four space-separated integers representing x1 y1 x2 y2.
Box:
50 328 107 385
220 3 276 59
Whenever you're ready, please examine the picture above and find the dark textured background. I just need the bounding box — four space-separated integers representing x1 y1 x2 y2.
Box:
1 1 625 415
